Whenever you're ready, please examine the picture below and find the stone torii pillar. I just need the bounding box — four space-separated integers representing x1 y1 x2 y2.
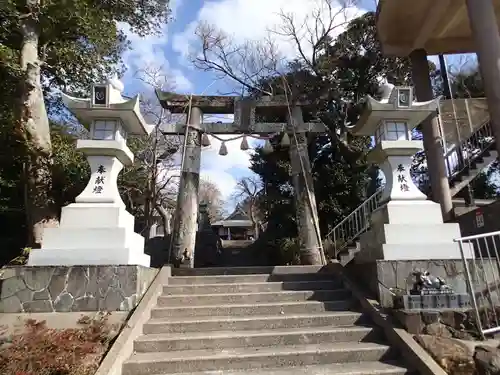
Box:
287 106 323 265
466 0 500 160
171 107 202 267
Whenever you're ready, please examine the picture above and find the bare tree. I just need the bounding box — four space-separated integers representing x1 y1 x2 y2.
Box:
199 178 226 222
190 0 362 159
130 64 183 239
233 176 264 239
192 21 284 95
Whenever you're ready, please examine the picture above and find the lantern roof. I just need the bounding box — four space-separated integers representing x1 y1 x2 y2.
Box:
61 77 154 136
349 83 439 136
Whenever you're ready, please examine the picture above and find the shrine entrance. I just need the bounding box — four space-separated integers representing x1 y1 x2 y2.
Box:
156 92 327 267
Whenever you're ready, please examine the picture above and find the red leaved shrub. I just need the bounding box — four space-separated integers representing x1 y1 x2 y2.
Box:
0 313 116 375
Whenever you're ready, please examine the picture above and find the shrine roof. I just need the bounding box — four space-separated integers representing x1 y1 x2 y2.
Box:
377 0 500 56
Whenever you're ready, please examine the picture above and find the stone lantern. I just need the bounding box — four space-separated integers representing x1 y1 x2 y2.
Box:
352 84 434 202
27 77 154 267
349 83 467 261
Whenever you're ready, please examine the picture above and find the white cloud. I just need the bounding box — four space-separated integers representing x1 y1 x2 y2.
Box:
173 0 365 62
118 0 193 93
119 22 193 92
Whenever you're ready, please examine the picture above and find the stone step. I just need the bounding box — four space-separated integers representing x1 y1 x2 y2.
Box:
122 342 396 374
157 290 351 306
134 325 382 352
151 300 354 318
171 265 330 277
168 273 339 285
143 312 368 334
164 280 341 295
145 361 413 375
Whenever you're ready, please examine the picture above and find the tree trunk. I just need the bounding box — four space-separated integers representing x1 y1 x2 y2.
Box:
156 205 171 238
254 223 260 239
18 0 58 247
249 205 260 239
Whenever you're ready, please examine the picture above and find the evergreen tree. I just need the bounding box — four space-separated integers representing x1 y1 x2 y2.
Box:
245 13 412 263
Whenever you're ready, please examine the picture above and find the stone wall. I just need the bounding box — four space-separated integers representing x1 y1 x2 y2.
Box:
349 259 500 308
0 265 158 313
394 309 479 340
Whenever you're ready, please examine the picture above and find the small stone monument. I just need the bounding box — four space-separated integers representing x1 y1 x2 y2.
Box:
393 270 471 310
349 82 468 261
194 202 222 267
28 77 154 267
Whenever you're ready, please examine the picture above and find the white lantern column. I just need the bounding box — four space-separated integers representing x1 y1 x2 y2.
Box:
350 84 468 261
372 119 428 202
27 78 154 267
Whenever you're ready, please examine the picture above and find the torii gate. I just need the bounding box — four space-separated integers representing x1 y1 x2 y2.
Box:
156 92 327 267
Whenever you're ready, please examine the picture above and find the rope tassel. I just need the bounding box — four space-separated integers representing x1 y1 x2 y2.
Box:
219 141 228 156
263 139 274 154
240 135 249 150
281 132 290 147
201 133 211 147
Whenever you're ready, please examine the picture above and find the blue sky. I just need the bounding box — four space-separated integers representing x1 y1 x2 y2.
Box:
117 0 477 212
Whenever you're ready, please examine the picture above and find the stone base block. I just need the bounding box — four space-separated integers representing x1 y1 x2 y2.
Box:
43 227 145 250
381 224 461 245
60 203 134 229
32 203 150 267
373 200 444 225
381 243 464 260
357 200 465 262
348 259 500 308
393 294 471 310
0 265 158 313
358 235 464 263
27 247 150 267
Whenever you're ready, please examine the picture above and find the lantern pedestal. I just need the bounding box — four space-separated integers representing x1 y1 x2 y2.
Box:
355 141 467 263
371 140 428 202
28 142 150 267
74 140 133 205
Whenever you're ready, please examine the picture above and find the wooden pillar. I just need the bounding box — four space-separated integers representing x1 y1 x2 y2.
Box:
410 49 454 221
287 106 323 265
171 107 202 267
466 0 500 159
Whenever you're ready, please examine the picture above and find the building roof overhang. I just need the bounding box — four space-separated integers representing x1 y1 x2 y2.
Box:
377 0 500 56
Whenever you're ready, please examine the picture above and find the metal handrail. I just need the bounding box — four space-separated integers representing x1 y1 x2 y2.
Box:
444 120 495 179
454 230 500 339
326 187 384 258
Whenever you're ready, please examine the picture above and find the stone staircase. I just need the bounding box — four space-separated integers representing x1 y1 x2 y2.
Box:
122 266 414 375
